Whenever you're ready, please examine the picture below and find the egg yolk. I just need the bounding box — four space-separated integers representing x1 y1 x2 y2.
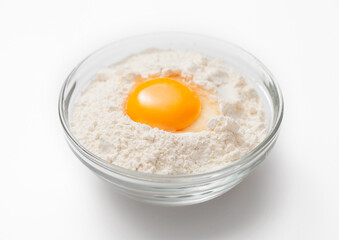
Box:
125 78 201 132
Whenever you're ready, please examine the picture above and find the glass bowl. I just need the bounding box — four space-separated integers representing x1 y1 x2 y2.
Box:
58 32 284 206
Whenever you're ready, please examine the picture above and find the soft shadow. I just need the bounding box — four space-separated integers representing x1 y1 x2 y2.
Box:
96 149 282 239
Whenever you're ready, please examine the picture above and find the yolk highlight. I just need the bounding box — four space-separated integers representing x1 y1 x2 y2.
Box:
125 78 201 132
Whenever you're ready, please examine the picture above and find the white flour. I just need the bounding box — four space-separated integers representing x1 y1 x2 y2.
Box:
71 49 266 174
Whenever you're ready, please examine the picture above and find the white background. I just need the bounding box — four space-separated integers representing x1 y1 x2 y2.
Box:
1 0 339 239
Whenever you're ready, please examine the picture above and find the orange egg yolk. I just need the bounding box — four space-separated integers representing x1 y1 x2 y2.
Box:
125 78 201 132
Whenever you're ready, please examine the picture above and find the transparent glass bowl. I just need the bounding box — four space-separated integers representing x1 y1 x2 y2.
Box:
58 33 284 206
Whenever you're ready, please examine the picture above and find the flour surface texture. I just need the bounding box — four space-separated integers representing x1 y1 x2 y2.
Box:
71 50 266 174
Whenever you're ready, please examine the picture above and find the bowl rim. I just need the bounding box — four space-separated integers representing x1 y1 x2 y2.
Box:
58 32 284 180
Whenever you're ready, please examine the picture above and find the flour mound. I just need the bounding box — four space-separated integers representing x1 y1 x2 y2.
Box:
71 50 266 175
